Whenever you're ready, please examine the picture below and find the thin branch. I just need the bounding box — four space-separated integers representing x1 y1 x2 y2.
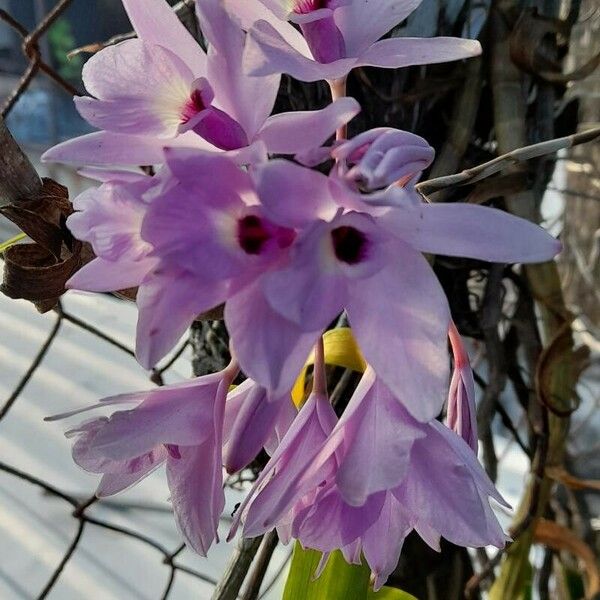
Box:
211 536 264 600
417 126 600 196
241 531 279 600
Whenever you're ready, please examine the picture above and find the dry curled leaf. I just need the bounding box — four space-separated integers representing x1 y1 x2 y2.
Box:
534 519 600 599
1 242 82 312
545 466 600 492
1 177 81 312
535 320 578 417
509 9 566 76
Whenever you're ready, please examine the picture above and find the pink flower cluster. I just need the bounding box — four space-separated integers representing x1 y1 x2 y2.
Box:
45 0 561 589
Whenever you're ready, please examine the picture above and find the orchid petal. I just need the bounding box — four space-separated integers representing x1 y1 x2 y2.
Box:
223 0 312 56
136 267 229 369
245 19 357 81
42 130 217 167
358 36 482 69
85 384 217 461
262 220 348 330
167 377 227 556
257 97 360 154
334 0 421 55
238 393 338 538
66 256 154 293
335 374 426 506
296 487 386 551
362 492 411 591
396 422 509 548
254 159 339 228
228 392 334 540
383 202 562 263
198 0 280 140
121 0 206 75
223 383 293 473
346 239 451 421
161 147 255 204
78 40 195 138
96 458 166 497
225 279 320 394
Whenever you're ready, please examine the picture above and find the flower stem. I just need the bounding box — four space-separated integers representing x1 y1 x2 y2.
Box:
312 335 327 396
224 349 240 383
328 77 348 141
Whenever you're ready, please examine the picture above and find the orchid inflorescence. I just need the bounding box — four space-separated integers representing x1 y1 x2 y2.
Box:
44 0 561 589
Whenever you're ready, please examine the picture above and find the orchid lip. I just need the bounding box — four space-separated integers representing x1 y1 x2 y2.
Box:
296 0 324 13
331 225 368 264
180 89 208 125
237 215 272 255
286 0 327 15
236 214 295 256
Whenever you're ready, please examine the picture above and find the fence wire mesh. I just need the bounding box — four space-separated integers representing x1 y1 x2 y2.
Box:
0 5 236 597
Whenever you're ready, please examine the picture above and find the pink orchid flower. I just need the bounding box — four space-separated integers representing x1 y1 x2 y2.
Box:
224 0 482 84
46 361 239 555
230 368 509 590
137 149 309 371
63 165 220 369
65 169 157 293
42 0 360 168
237 158 560 420
228 390 338 541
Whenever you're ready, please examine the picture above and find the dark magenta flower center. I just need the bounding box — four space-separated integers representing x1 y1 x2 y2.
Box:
293 0 327 14
331 226 368 264
181 89 207 124
238 215 272 255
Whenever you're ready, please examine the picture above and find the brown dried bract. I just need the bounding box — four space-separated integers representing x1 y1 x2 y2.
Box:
0 178 82 313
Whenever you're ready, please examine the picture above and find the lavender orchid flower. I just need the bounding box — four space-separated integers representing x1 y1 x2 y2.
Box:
231 368 509 590
224 0 482 84
65 170 157 293
46 361 239 555
228 389 338 541
44 0 565 583
244 158 560 420
137 149 308 371
63 165 220 369
42 0 360 168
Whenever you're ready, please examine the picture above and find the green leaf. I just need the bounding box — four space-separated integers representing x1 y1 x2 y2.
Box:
0 232 26 254
368 587 418 600
283 543 417 600
283 544 370 600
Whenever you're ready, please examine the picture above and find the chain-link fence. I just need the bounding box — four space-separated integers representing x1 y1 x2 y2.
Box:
0 6 254 598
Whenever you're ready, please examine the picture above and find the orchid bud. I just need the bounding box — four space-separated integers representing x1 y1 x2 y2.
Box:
223 379 295 473
333 128 435 192
446 322 478 452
